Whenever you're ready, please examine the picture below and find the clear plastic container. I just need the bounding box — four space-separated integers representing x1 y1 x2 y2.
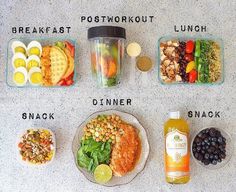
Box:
157 36 224 85
7 38 77 88
88 26 126 88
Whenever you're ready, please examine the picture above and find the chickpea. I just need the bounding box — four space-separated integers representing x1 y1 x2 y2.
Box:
115 116 120 121
102 138 106 142
95 132 99 137
111 115 115 119
90 129 95 133
95 138 100 142
107 115 111 120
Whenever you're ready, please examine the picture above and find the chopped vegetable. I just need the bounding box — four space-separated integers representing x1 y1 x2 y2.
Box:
18 129 54 164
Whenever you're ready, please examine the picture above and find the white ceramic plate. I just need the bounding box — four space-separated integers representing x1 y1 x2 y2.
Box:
72 109 150 186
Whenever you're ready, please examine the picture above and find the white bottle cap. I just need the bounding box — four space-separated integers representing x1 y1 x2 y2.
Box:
169 111 180 119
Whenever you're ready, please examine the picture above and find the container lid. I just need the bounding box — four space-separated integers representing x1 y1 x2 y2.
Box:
88 26 126 39
169 111 180 119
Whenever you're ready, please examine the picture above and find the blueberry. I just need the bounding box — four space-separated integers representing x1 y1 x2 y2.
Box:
211 137 217 142
209 128 217 137
218 137 223 143
217 159 222 163
201 150 205 154
204 153 210 160
209 154 214 159
204 138 209 143
211 160 217 165
203 159 210 165
211 141 216 146
197 146 201 152
214 155 219 160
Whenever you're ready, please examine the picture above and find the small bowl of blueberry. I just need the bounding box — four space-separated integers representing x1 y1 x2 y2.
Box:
191 127 233 169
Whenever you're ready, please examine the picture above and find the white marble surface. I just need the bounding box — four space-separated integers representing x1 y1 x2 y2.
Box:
0 0 236 192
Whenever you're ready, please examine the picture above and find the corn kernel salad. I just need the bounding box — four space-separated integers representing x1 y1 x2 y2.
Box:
82 114 125 144
18 129 55 165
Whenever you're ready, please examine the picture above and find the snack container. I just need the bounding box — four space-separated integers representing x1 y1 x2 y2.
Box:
157 36 224 85
16 128 56 166
7 38 77 88
191 127 233 169
88 26 126 88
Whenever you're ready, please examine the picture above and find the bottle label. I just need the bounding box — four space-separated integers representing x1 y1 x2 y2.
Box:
165 129 190 177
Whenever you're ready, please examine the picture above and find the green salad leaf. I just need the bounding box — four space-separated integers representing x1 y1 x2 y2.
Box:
77 137 111 173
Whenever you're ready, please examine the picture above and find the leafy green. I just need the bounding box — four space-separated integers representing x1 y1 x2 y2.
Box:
77 137 111 173
198 40 211 83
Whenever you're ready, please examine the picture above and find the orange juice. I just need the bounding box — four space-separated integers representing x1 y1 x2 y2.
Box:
164 111 190 184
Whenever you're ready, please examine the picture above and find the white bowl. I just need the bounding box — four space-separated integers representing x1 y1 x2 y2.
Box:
191 127 233 170
16 128 56 167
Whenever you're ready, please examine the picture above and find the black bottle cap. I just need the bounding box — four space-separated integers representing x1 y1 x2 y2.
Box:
88 26 126 39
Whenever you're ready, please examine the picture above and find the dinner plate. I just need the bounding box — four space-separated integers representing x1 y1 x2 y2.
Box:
72 109 150 186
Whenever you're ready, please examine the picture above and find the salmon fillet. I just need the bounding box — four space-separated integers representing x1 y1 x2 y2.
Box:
110 123 141 176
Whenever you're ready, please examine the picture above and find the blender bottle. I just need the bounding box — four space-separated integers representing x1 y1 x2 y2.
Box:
88 26 126 88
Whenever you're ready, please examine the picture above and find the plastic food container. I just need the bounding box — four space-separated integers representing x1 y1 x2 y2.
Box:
16 128 56 166
88 26 126 88
7 38 77 88
191 127 233 169
158 36 224 85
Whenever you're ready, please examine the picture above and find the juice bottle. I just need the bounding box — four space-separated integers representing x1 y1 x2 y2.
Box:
164 111 190 184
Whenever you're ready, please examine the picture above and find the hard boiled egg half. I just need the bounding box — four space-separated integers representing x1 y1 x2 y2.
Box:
13 67 28 86
12 53 27 69
27 41 42 57
11 41 27 55
28 67 43 86
27 55 40 71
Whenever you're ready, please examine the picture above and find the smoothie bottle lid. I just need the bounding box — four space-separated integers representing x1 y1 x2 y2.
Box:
169 111 180 119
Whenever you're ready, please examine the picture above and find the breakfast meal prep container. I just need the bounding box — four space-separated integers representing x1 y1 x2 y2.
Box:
88 26 126 88
158 36 224 85
72 110 150 186
7 38 77 87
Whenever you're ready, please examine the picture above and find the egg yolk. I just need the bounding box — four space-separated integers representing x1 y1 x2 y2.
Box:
14 58 26 68
30 72 42 84
14 72 25 84
29 47 40 56
27 60 39 71
15 47 26 54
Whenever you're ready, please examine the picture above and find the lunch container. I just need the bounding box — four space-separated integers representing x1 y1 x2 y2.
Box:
72 109 150 186
88 26 126 88
16 128 56 166
157 36 224 85
191 127 233 169
7 38 77 88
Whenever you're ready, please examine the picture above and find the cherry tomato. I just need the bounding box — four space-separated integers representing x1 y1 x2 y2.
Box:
65 41 75 57
65 72 74 81
184 54 194 62
57 79 67 86
189 70 197 83
186 40 195 54
66 79 74 86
